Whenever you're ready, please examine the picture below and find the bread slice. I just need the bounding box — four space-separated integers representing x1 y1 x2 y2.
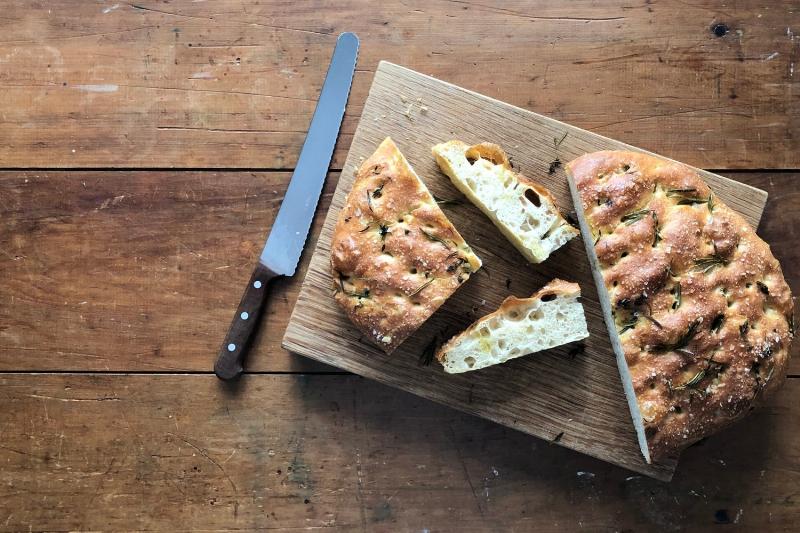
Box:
330 137 482 354
432 141 578 263
436 279 589 373
566 150 794 463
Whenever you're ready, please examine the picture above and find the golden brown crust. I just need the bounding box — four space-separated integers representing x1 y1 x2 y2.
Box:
567 150 794 461
330 137 481 353
434 279 581 363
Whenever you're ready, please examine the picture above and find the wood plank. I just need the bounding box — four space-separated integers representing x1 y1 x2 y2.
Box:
283 62 784 479
0 169 795 374
0 170 334 373
0 1 797 169
0 373 798 531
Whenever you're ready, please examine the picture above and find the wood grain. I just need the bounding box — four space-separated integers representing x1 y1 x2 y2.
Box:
283 62 776 480
0 1 797 169
1 373 798 532
0 170 334 373
1 169 794 375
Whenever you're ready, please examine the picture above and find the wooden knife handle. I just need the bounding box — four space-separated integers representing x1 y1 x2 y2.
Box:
214 263 280 381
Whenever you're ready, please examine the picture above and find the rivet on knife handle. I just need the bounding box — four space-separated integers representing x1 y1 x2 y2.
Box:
214 264 279 380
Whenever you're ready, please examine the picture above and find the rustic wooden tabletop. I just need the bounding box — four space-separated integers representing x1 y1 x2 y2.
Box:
0 1 798 531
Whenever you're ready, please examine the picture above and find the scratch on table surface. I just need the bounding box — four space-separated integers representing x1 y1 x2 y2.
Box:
762 52 779 61
72 84 119 93
166 432 239 515
28 394 120 402
447 423 484 517
439 0 625 22
102 3 121 13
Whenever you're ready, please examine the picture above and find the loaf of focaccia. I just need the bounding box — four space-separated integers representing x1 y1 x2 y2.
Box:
432 140 578 263
566 150 794 462
331 137 482 354
436 279 588 373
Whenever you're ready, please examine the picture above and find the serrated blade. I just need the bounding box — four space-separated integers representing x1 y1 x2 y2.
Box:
260 32 359 276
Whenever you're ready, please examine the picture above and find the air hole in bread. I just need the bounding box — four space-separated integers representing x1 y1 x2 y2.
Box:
746 282 752 289
540 293 557 302
673 405 682 414
612 280 619 287
466 155 478 165
404 229 410 235
622 164 631 172
649 382 656 389
524 188 541 207
510 347 521 356
528 309 544 320
397 217 404 223
464 356 476 368
621 251 629 258
479 326 490 337
498 339 507 349
410 268 417 274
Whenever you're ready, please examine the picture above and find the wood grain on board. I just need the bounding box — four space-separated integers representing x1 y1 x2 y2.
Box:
1 373 798 532
0 1 797 169
0 168 796 374
283 62 776 480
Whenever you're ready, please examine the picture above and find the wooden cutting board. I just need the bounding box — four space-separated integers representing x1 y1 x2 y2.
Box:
282 62 767 481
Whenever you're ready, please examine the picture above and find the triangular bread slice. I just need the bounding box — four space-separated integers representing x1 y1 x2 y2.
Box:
331 137 482 354
432 141 578 263
436 279 589 373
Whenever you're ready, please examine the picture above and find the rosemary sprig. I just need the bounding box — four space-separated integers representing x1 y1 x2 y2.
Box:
621 208 651 225
553 131 568 148
372 183 385 199
671 369 706 391
666 188 714 210
409 278 434 297
618 315 638 334
421 228 451 249
652 212 661 247
692 254 727 273
379 224 390 240
650 319 700 355
640 313 664 329
446 257 466 273
710 314 725 333
548 158 561 175
344 288 370 299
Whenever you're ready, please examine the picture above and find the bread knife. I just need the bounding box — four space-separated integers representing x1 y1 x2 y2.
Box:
214 32 359 380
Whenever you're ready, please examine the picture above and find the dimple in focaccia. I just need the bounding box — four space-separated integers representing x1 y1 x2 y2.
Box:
567 151 794 462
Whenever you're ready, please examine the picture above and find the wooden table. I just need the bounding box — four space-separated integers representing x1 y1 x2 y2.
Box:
1 1 797 530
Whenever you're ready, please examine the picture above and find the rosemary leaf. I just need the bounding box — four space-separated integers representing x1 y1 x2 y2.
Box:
618 315 638 334
366 189 374 213
652 212 661 247
372 183 385 199
672 369 706 391
692 254 727 273
409 278 434 297
651 319 700 354
621 208 651 225
554 131 568 148
640 314 664 329
740 320 749 337
420 228 451 250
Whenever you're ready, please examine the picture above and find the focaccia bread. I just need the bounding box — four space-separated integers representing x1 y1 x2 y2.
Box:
566 150 794 462
436 279 589 373
432 140 578 263
331 137 482 354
